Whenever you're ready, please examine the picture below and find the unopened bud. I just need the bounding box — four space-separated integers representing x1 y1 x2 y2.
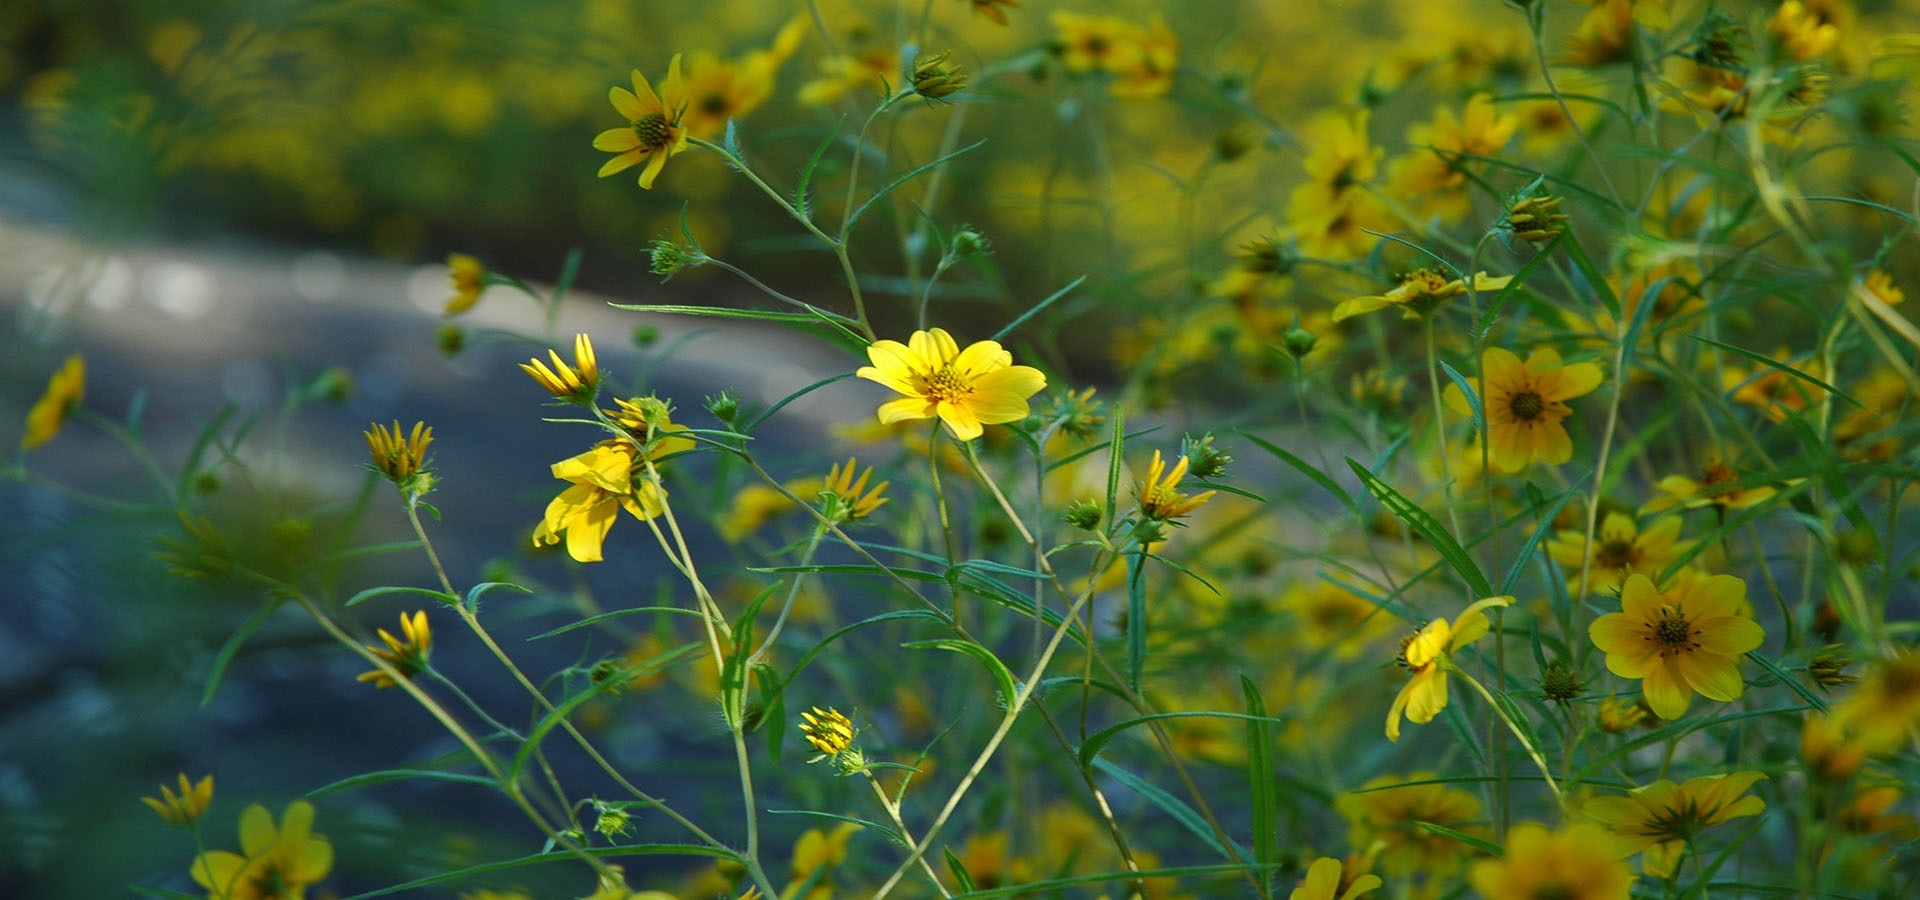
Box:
912 51 966 101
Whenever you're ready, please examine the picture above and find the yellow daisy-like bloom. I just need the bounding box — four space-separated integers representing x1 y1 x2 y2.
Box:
356 610 432 689
443 253 486 314
855 327 1047 442
1052 12 1134 72
190 801 333 900
1831 651 1920 755
1336 774 1487 881
533 440 669 564
1281 579 1395 661
21 353 84 450
679 51 776 141
1444 346 1604 473
1470 822 1634 900
821 457 889 522
1585 772 1767 870
142 773 214 826
593 55 689 190
1588 573 1764 719
1546 511 1687 596
522 333 600 404
1331 269 1514 322
363 420 433 486
1386 595 1512 741
1136 450 1216 522
1289 856 1383 900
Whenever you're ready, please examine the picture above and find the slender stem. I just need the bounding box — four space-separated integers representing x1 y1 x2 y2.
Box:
425 666 523 740
863 773 953 898
752 524 828 665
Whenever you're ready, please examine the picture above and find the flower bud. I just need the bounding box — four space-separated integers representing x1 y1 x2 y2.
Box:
912 51 967 101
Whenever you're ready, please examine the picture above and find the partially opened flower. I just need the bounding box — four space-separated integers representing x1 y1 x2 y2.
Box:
1332 269 1513 322
142 773 214 826
594 55 689 190
443 254 486 314
1387 595 1513 741
1588 573 1763 718
1290 855 1383 900
1136 450 1216 522
855 327 1047 442
356 610 432 689
522 333 600 404
1546 511 1687 596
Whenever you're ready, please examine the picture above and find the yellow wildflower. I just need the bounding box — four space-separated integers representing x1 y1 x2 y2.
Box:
21 353 84 450
855 327 1047 442
1588 573 1764 719
534 442 657 563
522 333 600 404
1771 1 1841 60
821 457 889 522
1386 596 1512 741
1470 822 1635 900
1281 579 1395 660
1331 269 1513 322
356 610 432 689
1546 511 1688 596
443 253 486 314
142 773 214 826
1831 651 1920 754
363 420 434 487
1444 347 1604 473
191 801 333 900
1337 774 1486 882
1724 350 1824 422
1863 269 1904 306
1585 772 1767 874
594 55 689 190
1289 856 1383 900
1136 450 1216 522
798 47 898 106
799 707 855 758
1643 460 1776 514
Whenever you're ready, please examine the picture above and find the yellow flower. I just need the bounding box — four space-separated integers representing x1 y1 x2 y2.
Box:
1052 12 1134 72
1546 511 1687 596
1281 580 1395 660
1136 450 1216 522
533 442 658 563
1289 856 1383 900
142 773 214 825
1384 94 1519 222
1585 772 1767 867
1444 346 1604 473
593 55 689 190
1469 822 1635 900
855 327 1047 442
965 0 1020 26
443 253 486 314
679 50 779 141
1331 269 1514 322
1386 595 1512 741
798 48 899 106
191 801 333 900
1863 269 1904 306
1723 349 1824 422
952 830 1035 889
356 610 432 689
1831 651 1920 755
363 420 434 486
821 457 889 522
522 333 600 404
1106 16 1178 100
1588 573 1764 719
21 353 84 450
1596 694 1648 733
1771 1 1841 60
1643 461 1777 514
1336 774 1486 881
798 706 855 758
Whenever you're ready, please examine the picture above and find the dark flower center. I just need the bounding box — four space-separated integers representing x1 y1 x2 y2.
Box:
1650 612 1699 656
924 365 971 402
1596 538 1636 570
1509 390 1546 421
633 112 671 150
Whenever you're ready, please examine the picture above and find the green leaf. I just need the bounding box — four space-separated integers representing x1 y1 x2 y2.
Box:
946 847 980 893
1078 711 1286 768
345 585 456 609
1562 231 1620 319
991 275 1086 343
1438 361 1482 428
1091 757 1251 864
845 139 987 231
795 119 844 220
1499 490 1578 595
526 606 704 641
743 372 857 433
1412 820 1503 857
1238 431 1354 512
1105 404 1126 533
550 247 583 307
1127 551 1147 693
609 303 859 326
308 769 497 795
903 639 1020 713
202 600 283 705
463 581 531 615
1346 458 1494 598
1748 652 1829 714
756 661 787 761
1242 675 1277 898
1475 230 1563 338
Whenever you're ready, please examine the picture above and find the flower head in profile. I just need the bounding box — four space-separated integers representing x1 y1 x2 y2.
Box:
1470 822 1635 900
1387 595 1512 741
356 610 432 689
443 254 487 314
965 0 1020 26
594 55 689 190
1332 269 1513 322
21 353 84 450
1444 346 1603 473
799 707 868 775
522 333 600 404
1585 771 1767 873
191 800 333 900
1589 573 1763 719
1289 855 1383 900
820 457 889 523
534 444 653 563
855 327 1046 442
1136 450 1216 522
363 420 434 492
1643 460 1777 514
143 773 214 826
